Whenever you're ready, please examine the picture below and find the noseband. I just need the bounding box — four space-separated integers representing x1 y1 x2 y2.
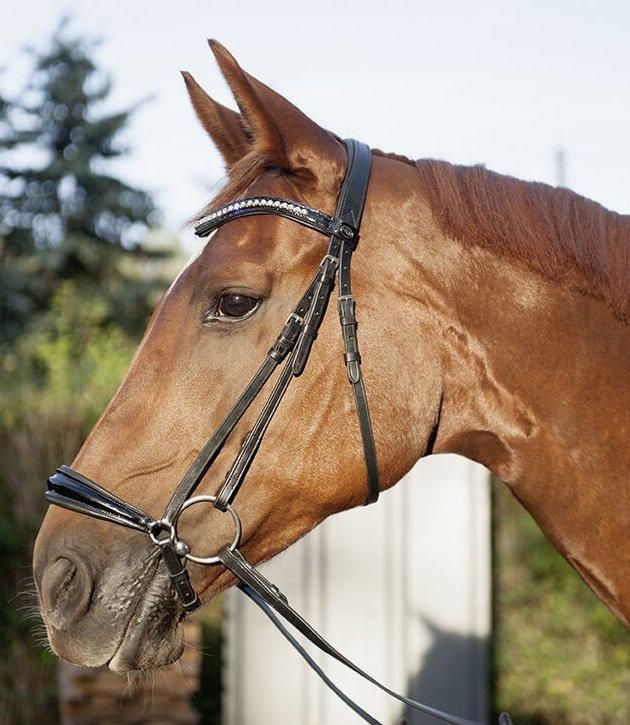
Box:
45 139 510 725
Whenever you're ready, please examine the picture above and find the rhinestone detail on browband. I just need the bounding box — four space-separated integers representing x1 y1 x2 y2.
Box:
195 198 311 230
192 194 356 242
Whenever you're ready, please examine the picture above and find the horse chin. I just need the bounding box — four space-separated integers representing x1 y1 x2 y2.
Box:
107 568 184 674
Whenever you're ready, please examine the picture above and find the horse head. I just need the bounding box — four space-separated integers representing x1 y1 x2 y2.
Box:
33 41 442 671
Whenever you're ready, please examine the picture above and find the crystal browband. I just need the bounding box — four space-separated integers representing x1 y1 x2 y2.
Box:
194 195 358 243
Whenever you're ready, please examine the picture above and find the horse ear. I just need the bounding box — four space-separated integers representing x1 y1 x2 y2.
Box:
208 39 345 193
181 70 251 169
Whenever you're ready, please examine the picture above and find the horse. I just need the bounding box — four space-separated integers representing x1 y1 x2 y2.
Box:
34 38 629 696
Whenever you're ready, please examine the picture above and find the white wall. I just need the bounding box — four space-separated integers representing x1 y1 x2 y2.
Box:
223 454 491 725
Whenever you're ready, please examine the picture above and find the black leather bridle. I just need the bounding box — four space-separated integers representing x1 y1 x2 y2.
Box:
45 139 511 725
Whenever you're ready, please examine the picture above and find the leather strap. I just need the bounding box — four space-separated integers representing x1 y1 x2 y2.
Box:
335 141 380 504
335 140 371 243
215 240 342 510
163 274 319 520
169 138 379 515
215 349 297 510
242 584 380 725
47 466 153 533
46 466 201 611
219 546 479 725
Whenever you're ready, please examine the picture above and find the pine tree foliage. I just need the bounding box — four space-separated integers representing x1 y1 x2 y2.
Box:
0 19 165 345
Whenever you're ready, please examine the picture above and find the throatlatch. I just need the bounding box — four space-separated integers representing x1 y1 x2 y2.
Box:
45 140 511 725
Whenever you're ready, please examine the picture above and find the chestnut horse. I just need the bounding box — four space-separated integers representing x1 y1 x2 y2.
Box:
34 41 629 678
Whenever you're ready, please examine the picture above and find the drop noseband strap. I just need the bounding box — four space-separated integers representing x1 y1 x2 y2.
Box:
44 139 510 724
46 466 202 610
46 466 153 532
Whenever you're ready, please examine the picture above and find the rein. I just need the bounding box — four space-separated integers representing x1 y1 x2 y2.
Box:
45 139 511 725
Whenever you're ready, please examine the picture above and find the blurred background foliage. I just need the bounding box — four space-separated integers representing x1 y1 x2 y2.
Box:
492 480 630 724
0 17 627 725
0 281 138 722
0 19 191 723
0 16 165 349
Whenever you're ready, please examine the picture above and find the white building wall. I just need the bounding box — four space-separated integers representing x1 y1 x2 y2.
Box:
223 454 491 725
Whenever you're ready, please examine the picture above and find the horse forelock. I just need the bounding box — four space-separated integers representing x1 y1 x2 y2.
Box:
189 151 270 227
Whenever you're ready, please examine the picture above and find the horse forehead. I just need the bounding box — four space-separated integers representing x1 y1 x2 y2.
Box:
204 215 290 260
197 211 327 284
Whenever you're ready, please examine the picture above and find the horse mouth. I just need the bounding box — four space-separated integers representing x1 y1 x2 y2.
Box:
107 565 185 673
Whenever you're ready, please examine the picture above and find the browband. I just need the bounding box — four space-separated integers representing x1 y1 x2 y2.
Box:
194 195 358 244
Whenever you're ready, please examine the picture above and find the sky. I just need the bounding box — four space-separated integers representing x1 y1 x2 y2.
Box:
2 0 629 245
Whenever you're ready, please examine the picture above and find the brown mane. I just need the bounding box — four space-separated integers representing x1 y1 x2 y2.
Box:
407 155 630 324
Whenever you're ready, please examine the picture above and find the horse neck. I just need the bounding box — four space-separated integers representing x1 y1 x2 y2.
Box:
396 192 630 624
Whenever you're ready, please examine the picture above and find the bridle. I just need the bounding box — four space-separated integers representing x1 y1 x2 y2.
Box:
45 139 511 725
46 139 376 610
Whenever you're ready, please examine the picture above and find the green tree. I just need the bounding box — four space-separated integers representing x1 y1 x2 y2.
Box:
0 19 164 347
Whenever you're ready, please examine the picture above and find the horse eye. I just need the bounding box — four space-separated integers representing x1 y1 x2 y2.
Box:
215 293 260 319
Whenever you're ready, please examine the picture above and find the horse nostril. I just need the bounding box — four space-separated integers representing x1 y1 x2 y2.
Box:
40 556 93 629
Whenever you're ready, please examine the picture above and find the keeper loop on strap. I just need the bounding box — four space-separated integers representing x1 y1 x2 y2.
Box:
268 313 303 362
338 295 362 384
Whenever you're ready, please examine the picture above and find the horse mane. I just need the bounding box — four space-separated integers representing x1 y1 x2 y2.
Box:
373 149 630 324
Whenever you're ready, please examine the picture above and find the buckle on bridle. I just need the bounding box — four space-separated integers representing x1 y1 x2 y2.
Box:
319 254 339 283
320 253 338 267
